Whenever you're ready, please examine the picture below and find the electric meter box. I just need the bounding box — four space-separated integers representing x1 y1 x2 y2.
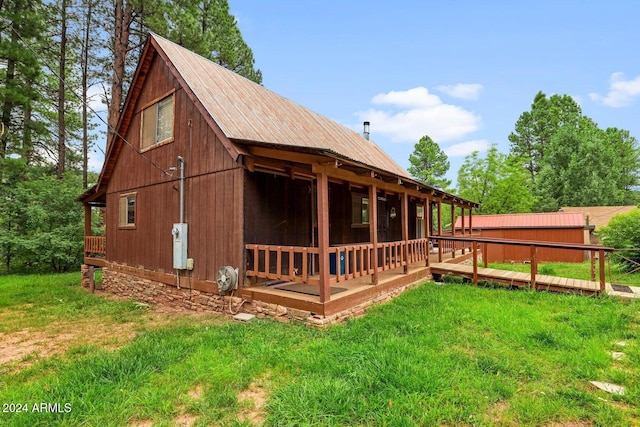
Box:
172 223 188 269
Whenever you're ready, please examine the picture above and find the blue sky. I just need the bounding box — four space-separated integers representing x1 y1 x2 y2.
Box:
227 0 640 185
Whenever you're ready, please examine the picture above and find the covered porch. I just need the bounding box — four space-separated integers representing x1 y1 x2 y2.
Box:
241 156 478 317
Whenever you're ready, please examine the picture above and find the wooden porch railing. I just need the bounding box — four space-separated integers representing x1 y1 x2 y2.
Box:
430 235 614 292
85 236 106 257
433 231 476 260
245 244 321 285
245 238 432 285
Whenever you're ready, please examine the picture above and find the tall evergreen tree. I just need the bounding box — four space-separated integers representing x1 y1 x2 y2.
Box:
0 0 45 165
408 135 451 190
508 91 581 184
148 0 262 84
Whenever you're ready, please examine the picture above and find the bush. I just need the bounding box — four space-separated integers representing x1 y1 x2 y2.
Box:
0 171 85 273
599 209 640 272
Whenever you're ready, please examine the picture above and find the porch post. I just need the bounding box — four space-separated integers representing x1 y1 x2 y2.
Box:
424 198 429 267
437 201 442 235
461 207 466 236
461 206 466 254
437 201 443 263
83 204 91 256
369 183 379 285
402 191 409 274
84 204 92 236
450 203 456 258
450 203 456 236
316 172 330 303
469 208 473 235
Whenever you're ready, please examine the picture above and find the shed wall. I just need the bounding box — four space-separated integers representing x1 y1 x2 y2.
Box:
481 228 586 263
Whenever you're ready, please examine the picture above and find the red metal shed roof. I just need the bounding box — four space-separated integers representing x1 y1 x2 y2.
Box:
455 212 586 229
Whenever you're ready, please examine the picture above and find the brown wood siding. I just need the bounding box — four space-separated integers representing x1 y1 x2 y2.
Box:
481 228 585 263
106 50 243 283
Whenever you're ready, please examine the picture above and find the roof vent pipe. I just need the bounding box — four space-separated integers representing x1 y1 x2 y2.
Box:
363 121 370 141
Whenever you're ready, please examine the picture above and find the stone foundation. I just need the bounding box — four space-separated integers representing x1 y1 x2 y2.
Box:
100 265 428 327
102 267 229 313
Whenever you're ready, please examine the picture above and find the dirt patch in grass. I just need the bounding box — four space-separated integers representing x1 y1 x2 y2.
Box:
543 422 592 427
0 300 223 372
127 419 154 427
0 320 138 370
237 374 270 425
485 401 510 424
174 413 198 427
187 384 204 400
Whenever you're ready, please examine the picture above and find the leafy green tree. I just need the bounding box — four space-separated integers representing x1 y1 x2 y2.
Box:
536 117 640 210
606 127 640 205
457 145 535 214
599 210 640 272
408 135 451 190
0 170 85 273
509 91 582 184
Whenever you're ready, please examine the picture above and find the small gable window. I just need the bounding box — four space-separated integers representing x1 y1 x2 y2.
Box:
351 193 369 226
119 193 136 227
141 93 174 150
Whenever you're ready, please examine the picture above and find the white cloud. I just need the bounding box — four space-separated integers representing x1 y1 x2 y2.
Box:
443 139 490 157
371 87 441 108
355 86 481 144
589 72 640 107
436 83 483 101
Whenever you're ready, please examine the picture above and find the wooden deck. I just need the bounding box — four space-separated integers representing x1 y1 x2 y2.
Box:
430 262 603 294
241 261 432 317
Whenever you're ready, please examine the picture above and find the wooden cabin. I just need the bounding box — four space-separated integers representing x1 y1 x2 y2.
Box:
455 212 590 263
79 33 478 323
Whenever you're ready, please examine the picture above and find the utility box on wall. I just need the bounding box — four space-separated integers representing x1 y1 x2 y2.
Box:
172 223 188 269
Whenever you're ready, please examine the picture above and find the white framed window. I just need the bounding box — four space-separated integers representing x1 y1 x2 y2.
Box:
141 93 174 150
119 193 136 227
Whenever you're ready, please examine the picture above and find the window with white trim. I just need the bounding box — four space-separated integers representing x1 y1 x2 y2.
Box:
141 94 174 150
119 193 136 227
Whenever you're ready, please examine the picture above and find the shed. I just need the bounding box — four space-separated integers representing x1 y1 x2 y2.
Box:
455 212 590 263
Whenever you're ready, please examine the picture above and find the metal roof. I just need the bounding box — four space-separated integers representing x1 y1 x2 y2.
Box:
152 34 410 178
559 206 637 230
455 212 586 229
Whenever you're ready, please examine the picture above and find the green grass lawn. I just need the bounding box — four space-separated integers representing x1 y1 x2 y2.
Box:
0 273 639 426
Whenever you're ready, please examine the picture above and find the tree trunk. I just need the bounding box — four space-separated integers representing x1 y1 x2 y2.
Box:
22 80 33 162
81 0 93 188
57 0 68 179
0 22 18 161
108 0 133 151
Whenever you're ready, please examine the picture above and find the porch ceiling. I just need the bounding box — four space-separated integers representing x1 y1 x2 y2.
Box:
238 140 479 208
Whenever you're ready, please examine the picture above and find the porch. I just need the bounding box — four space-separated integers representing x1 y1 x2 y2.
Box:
84 235 107 267
241 237 474 317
